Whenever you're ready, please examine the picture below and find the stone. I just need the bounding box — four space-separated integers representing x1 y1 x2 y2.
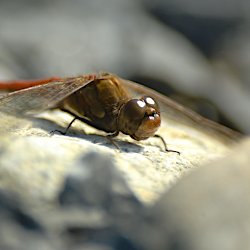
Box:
140 138 250 250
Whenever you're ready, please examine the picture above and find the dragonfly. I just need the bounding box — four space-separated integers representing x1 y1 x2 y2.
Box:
0 72 183 153
0 72 241 152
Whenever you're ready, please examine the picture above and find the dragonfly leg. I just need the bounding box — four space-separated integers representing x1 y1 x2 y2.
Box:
50 117 77 135
154 134 180 155
106 131 120 149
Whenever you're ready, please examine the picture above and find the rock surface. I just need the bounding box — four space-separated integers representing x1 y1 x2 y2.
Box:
0 128 249 249
142 139 250 250
0 82 240 205
0 78 245 249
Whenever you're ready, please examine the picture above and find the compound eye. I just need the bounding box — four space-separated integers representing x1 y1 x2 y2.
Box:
122 99 147 119
141 96 159 110
118 98 161 140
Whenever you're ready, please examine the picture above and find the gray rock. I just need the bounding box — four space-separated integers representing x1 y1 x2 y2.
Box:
51 138 250 250
0 79 240 205
0 98 243 250
139 138 250 250
1 0 249 132
0 191 56 250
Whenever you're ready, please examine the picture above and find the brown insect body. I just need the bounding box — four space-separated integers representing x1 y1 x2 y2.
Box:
59 75 161 140
0 73 161 141
60 76 129 133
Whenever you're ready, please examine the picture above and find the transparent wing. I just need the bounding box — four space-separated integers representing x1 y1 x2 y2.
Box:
0 74 98 116
122 78 241 142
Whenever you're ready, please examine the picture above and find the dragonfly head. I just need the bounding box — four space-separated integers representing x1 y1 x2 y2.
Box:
118 96 161 140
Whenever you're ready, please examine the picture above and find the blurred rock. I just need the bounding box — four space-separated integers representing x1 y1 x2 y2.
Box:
138 138 250 250
59 152 141 210
54 152 142 250
211 23 250 132
214 23 250 86
141 0 248 55
0 191 55 250
0 136 249 250
0 0 249 132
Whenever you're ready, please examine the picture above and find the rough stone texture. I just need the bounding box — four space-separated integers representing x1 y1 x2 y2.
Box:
0 136 249 250
0 90 240 205
0 78 243 249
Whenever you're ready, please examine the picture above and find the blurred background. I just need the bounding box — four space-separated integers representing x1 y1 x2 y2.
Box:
0 0 250 133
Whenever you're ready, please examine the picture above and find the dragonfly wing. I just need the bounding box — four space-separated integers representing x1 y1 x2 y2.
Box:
122 78 241 141
0 75 98 116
